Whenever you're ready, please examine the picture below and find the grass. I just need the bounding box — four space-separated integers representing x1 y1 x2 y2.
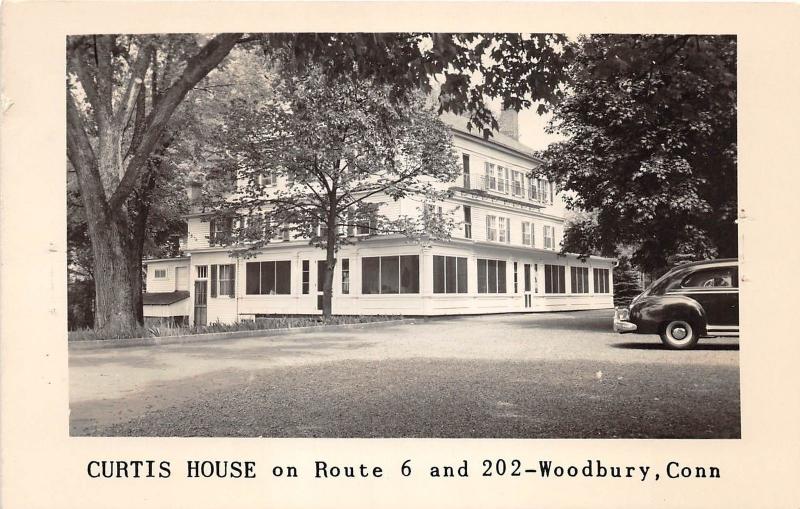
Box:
68 315 402 342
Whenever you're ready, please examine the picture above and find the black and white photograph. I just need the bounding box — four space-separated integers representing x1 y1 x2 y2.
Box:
65 32 741 439
5 2 800 508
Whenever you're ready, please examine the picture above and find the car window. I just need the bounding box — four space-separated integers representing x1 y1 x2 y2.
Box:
680 266 736 288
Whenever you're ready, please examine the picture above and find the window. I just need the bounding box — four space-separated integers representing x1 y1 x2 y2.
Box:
498 217 510 243
511 171 524 197
209 217 233 246
513 262 518 293
543 225 555 250
462 154 471 188
570 266 590 293
497 166 510 194
210 264 235 298
218 265 235 297
433 256 468 294
341 259 350 294
245 261 291 295
196 265 208 279
486 215 497 242
362 256 419 294
302 260 310 294
681 267 737 288
463 206 472 239
544 264 566 294
257 172 276 186
485 162 497 191
529 178 553 204
522 222 534 247
477 259 507 294
594 268 610 294
154 269 166 279
356 216 377 236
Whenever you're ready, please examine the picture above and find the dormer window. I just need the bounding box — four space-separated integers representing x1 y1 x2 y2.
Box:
257 172 276 187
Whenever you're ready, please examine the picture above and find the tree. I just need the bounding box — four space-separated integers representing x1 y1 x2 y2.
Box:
67 32 569 332
67 34 243 334
208 68 460 318
538 35 737 272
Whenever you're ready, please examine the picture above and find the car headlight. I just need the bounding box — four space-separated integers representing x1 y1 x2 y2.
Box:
615 306 630 321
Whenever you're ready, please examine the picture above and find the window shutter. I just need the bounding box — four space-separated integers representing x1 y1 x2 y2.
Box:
229 265 236 297
209 219 216 246
506 218 511 243
210 264 218 298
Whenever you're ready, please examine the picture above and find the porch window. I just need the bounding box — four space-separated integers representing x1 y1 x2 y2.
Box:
544 264 566 294
570 266 589 293
302 260 310 294
477 259 507 294
361 255 419 294
594 268 610 293
245 261 291 295
433 255 468 294
341 259 350 294
513 262 518 293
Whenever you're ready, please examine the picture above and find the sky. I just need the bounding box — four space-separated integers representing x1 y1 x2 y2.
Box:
517 107 567 152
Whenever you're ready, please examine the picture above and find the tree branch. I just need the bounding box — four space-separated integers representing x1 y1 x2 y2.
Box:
67 91 110 211
114 41 152 130
109 32 242 211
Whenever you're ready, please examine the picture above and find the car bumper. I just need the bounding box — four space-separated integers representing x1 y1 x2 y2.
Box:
613 307 638 333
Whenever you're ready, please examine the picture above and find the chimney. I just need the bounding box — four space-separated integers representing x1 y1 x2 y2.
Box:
498 109 519 141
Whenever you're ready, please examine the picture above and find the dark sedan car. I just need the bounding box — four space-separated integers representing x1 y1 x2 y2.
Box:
614 259 739 349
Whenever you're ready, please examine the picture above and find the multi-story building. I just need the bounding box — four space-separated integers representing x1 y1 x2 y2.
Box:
143 111 615 325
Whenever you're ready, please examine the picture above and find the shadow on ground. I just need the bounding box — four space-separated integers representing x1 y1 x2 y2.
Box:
72 357 740 439
611 342 739 351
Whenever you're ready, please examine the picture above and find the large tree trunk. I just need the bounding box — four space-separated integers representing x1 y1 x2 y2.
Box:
67 34 242 336
89 216 139 334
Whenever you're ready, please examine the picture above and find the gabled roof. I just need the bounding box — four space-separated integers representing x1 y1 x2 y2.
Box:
439 112 543 163
142 291 190 305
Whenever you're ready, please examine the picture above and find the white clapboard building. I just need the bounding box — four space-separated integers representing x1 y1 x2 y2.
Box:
143 112 615 325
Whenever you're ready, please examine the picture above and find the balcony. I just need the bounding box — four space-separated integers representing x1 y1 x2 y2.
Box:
453 174 551 208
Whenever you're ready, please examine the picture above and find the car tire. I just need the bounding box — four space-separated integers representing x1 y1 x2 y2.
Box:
659 320 699 350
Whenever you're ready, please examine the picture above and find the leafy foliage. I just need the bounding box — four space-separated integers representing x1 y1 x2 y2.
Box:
539 35 737 272
261 33 571 136
205 66 461 317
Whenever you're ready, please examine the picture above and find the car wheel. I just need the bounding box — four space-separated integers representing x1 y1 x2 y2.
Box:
660 320 699 350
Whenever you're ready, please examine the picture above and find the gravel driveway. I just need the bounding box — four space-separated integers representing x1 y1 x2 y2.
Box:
70 310 740 438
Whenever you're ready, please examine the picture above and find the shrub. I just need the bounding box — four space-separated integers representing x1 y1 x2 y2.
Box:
68 315 400 342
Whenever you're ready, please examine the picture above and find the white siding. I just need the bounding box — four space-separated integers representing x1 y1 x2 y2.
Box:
145 259 190 293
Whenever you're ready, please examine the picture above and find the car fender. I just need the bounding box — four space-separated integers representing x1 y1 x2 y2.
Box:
631 295 707 335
